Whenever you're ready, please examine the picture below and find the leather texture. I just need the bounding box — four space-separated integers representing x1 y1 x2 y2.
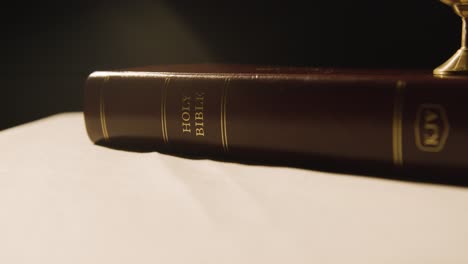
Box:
84 65 468 173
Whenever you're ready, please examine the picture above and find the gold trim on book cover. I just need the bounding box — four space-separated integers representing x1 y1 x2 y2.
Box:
393 80 406 166
99 76 110 141
161 78 170 144
220 78 230 152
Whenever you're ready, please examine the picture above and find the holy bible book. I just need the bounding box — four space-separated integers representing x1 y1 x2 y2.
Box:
83 65 468 174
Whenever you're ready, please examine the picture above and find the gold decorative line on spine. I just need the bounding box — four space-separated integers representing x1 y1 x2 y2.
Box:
161 78 170 144
393 80 406 166
99 76 110 141
220 78 230 152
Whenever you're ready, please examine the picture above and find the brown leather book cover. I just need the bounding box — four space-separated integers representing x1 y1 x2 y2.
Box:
84 65 468 174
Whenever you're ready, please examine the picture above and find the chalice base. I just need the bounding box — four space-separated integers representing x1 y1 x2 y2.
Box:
434 48 468 75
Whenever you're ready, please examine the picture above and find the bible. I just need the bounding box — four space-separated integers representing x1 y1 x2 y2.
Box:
84 65 468 173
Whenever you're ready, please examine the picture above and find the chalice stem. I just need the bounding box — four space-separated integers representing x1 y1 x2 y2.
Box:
462 17 468 49
433 6 468 76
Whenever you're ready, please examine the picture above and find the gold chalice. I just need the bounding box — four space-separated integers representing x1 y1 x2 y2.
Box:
434 0 468 75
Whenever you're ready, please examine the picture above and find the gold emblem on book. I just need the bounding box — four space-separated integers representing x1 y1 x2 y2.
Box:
415 104 450 152
434 0 468 75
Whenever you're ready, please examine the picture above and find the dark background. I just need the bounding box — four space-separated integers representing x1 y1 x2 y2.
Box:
0 0 458 130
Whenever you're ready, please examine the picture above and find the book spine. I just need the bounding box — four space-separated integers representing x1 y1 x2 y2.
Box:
84 72 468 171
